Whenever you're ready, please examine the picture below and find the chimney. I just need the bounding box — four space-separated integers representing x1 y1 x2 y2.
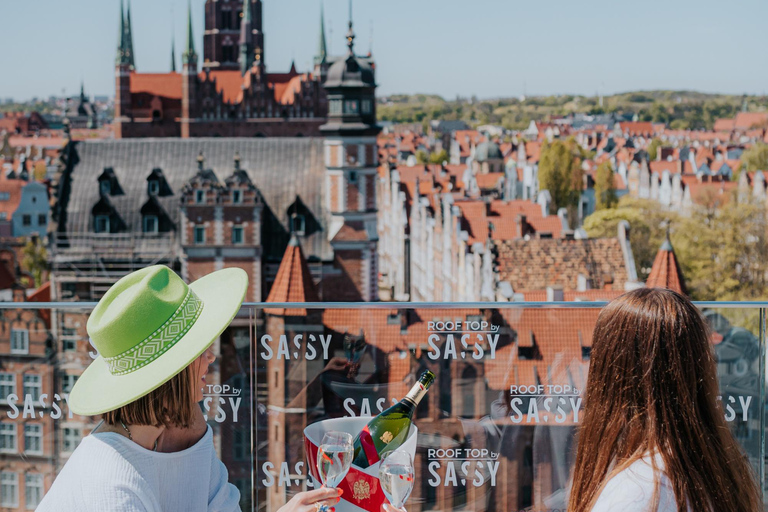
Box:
577 274 590 292
546 285 564 302
515 214 527 239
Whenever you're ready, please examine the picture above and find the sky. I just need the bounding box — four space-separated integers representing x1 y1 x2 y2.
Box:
1 0 767 102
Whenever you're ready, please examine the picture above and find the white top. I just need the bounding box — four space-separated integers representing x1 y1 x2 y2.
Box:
591 453 690 512
37 426 241 512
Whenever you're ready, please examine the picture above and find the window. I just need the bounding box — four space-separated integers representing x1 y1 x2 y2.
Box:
22 215 31 227
23 424 42 455
99 180 111 196
330 99 342 115
348 171 357 184
148 180 160 196
232 190 242 204
0 472 17 508
37 214 45 226
194 226 206 244
0 193 9 201
94 215 110 233
222 44 235 63
23 375 41 402
233 428 248 461
0 373 14 402
62 428 80 453
62 375 78 394
143 215 158 234
195 190 205 204
362 99 372 114
0 213 6 221
61 328 77 352
231 226 244 244
221 10 233 30
25 474 43 510
292 215 305 235
344 100 359 114
0 424 16 453
11 329 29 355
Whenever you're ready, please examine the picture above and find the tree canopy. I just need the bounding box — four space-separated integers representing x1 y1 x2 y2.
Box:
594 161 618 210
538 139 584 221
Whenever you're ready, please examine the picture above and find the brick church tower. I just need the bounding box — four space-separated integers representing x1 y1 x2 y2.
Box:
203 0 264 73
319 11 381 301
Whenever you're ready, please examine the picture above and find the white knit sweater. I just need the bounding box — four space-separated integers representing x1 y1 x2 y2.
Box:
36 426 241 512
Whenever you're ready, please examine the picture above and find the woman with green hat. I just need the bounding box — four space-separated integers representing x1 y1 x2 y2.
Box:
36 265 341 512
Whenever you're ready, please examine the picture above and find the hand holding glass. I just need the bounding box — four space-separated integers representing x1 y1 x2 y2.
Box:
379 450 414 510
317 431 354 490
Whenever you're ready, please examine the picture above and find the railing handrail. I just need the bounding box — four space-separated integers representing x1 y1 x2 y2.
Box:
3 301 768 310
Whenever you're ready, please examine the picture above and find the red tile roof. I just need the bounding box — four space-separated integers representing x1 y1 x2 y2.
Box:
265 235 319 316
618 122 654 136
645 238 687 295
714 118 736 132
0 179 26 221
130 73 183 99
734 112 768 130
649 160 680 175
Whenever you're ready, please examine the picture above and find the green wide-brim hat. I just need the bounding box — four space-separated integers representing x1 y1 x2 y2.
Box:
69 265 248 416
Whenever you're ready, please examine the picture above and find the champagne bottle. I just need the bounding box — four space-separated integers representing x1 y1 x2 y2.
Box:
351 370 436 468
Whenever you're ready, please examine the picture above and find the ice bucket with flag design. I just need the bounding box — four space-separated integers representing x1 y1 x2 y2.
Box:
304 417 419 512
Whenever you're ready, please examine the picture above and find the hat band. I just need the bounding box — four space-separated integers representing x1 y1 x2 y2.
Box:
104 289 205 376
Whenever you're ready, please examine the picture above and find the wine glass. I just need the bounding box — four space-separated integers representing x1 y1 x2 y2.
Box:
379 450 415 511
317 431 354 492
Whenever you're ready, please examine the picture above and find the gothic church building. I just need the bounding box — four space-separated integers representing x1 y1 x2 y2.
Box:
114 0 351 138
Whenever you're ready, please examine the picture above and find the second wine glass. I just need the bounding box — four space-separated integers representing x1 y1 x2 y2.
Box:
316 431 354 490
379 449 414 511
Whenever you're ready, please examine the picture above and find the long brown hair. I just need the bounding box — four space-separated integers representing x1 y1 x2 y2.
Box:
102 365 198 428
568 288 760 512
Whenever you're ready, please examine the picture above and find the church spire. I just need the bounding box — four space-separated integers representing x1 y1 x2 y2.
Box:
314 3 327 66
238 0 253 75
346 0 355 56
116 0 130 66
182 0 198 68
171 35 177 72
125 0 136 69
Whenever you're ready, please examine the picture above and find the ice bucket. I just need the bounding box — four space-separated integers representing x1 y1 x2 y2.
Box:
304 417 419 512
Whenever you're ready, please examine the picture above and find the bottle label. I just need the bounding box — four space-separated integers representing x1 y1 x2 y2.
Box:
359 425 380 465
405 382 427 405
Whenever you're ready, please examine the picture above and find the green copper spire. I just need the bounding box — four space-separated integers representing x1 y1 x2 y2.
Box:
116 0 129 66
171 36 177 72
125 0 136 69
238 0 253 75
182 0 198 68
314 3 327 66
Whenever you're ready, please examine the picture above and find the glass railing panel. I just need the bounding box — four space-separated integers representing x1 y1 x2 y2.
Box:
0 302 765 512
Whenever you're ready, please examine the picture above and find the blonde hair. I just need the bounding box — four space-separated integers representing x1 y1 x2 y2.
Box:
102 365 198 428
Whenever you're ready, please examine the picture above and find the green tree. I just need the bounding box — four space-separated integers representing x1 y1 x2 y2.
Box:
22 238 48 288
647 138 663 161
429 150 449 165
415 150 429 165
583 197 674 278
537 139 584 220
594 161 618 210
674 197 768 301
742 143 768 172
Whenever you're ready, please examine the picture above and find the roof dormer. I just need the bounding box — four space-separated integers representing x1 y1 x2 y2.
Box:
146 168 173 197
97 167 125 197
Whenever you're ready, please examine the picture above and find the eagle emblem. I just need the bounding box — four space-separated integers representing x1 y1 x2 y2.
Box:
353 479 371 501
380 431 394 444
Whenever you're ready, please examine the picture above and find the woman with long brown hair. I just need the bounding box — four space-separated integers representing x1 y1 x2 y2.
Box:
568 288 761 512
